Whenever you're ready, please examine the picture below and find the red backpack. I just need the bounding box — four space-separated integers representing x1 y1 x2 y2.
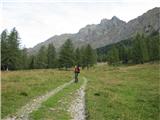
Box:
75 67 80 73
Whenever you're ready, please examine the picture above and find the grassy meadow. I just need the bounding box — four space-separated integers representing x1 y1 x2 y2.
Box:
82 63 159 120
1 69 73 118
1 63 159 120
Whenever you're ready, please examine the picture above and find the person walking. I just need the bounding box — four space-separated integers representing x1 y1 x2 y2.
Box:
74 65 80 83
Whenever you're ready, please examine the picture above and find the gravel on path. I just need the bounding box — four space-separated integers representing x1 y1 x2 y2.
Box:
68 77 87 120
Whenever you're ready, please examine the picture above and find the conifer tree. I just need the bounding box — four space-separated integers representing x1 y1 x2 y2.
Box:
120 46 129 64
47 43 57 68
132 33 149 64
75 48 82 65
1 29 8 70
58 39 75 69
108 45 119 65
2 28 21 70
140 34 149 63
20 48 28 69
8 28 21 69
147 34 160 61
82 44 97 69
29 55 36 69
132 33 142 64
80 46 86 69
36 46 47 69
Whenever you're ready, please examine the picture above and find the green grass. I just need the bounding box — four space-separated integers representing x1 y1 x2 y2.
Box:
2 63 159 120
30 77 83 120
81 63 159 120
1 69 73 118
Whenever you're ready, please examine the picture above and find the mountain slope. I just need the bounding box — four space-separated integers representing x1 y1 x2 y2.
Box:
28 7 160 55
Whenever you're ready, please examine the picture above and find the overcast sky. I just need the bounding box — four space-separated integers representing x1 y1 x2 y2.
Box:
0 0 159 48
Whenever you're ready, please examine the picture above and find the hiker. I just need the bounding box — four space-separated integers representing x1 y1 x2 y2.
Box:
74 65 80 83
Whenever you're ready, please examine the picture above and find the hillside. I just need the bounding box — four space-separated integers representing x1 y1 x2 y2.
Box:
27 7 160 55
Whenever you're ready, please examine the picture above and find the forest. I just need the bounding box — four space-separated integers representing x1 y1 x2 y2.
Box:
97 31 160 65
1 28 97 70
1 28 160 70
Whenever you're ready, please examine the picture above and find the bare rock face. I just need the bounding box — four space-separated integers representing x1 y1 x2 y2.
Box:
28 7 160 55
119 7 160 40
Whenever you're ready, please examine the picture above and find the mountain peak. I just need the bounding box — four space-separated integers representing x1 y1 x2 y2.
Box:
100 16 125 25
28 7 159 55
100 18 109 24
111 16 119 20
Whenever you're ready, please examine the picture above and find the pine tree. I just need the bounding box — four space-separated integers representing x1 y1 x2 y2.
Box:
8 28 21 70
120 45 129 64
118 45 124 61
1 29 8 70
132 33 149 64
132 33 142 64
47 43 57 68
58 39 75 69
107 45 119 65
82 44 97 69
140 34 149 63
36 46 47 69
1 28 21 70
80 46 86 69
147 34 160 61
75 48 82 66
29 55 36 69
20 48 28 69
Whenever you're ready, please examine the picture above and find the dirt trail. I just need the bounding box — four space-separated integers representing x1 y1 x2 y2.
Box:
3 80 74 120
68 77 87 120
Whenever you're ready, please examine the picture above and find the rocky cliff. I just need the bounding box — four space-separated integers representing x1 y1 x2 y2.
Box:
28 7 160 55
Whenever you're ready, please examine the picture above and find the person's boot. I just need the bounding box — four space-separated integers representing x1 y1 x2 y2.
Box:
75 78 78 83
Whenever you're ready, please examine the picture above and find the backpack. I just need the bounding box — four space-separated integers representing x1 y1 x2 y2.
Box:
75 67 80 73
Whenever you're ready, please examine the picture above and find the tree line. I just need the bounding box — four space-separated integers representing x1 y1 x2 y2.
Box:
97 31 160 65
1 28 159 70
29 39 97 70
1 28 97 70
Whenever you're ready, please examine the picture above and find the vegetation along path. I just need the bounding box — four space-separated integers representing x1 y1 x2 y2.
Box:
68 77 87 120
3 80 74 120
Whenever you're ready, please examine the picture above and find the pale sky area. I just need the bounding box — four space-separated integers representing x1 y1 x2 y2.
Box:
0 0 160 48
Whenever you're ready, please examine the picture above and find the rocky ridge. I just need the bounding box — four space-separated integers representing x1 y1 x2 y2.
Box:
28 7 160 55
